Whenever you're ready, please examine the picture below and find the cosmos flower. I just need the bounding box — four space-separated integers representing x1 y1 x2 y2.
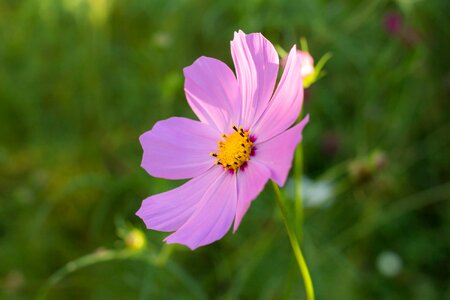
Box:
297 50 315 79
136 30 309 250
281 50 314 80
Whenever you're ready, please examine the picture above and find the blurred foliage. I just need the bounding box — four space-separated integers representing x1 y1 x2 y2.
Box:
0 0 449 299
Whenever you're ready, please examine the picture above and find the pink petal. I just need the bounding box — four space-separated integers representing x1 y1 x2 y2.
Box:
184 56 240 133
233 160 271 232
136 167 218 232
254 115 309 186
164 167 237 250
231 30 279 129
252 46 304 142
140 117 218 180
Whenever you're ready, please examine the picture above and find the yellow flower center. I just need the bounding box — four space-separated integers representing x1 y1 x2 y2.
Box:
211 125 253 173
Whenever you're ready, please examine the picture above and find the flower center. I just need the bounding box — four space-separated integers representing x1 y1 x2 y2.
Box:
211 125 253 173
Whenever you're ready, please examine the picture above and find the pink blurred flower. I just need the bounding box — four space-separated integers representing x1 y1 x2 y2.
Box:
383 11 403 34
298 50 315 79
136 31 308 250
383 11 421 46
281 50 315 79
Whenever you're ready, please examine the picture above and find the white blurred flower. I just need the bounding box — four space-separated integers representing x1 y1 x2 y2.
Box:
376 250 403 277
153 32 173 48
287 176 334 208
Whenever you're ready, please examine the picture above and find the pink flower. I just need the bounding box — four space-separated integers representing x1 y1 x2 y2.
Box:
382 11 421 46
297 50 315 79
136 30 309 250
383 11 403 34
281 50 314 79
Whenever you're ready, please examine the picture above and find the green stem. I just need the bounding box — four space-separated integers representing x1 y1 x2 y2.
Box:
37 249 136 300
155 243 174 266
37 248 207 300
272 181 315 300
294 143 304 240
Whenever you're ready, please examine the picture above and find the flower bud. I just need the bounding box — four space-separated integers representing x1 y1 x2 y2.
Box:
124 228 146 251
280 50 315 80
297 50 315 79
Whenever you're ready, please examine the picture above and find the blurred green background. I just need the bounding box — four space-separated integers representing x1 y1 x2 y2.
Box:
1 0 449 299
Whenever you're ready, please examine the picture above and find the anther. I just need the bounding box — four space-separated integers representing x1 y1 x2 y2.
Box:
214 124 253 172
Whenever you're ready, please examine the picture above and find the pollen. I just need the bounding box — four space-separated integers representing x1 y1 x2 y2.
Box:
210 125 253 173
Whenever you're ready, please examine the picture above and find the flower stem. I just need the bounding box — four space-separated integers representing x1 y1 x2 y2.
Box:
294 143 304 240
272 181 315 300
37 248 207 300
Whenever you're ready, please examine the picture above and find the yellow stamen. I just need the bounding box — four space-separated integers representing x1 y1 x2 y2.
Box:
210 125 253 173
